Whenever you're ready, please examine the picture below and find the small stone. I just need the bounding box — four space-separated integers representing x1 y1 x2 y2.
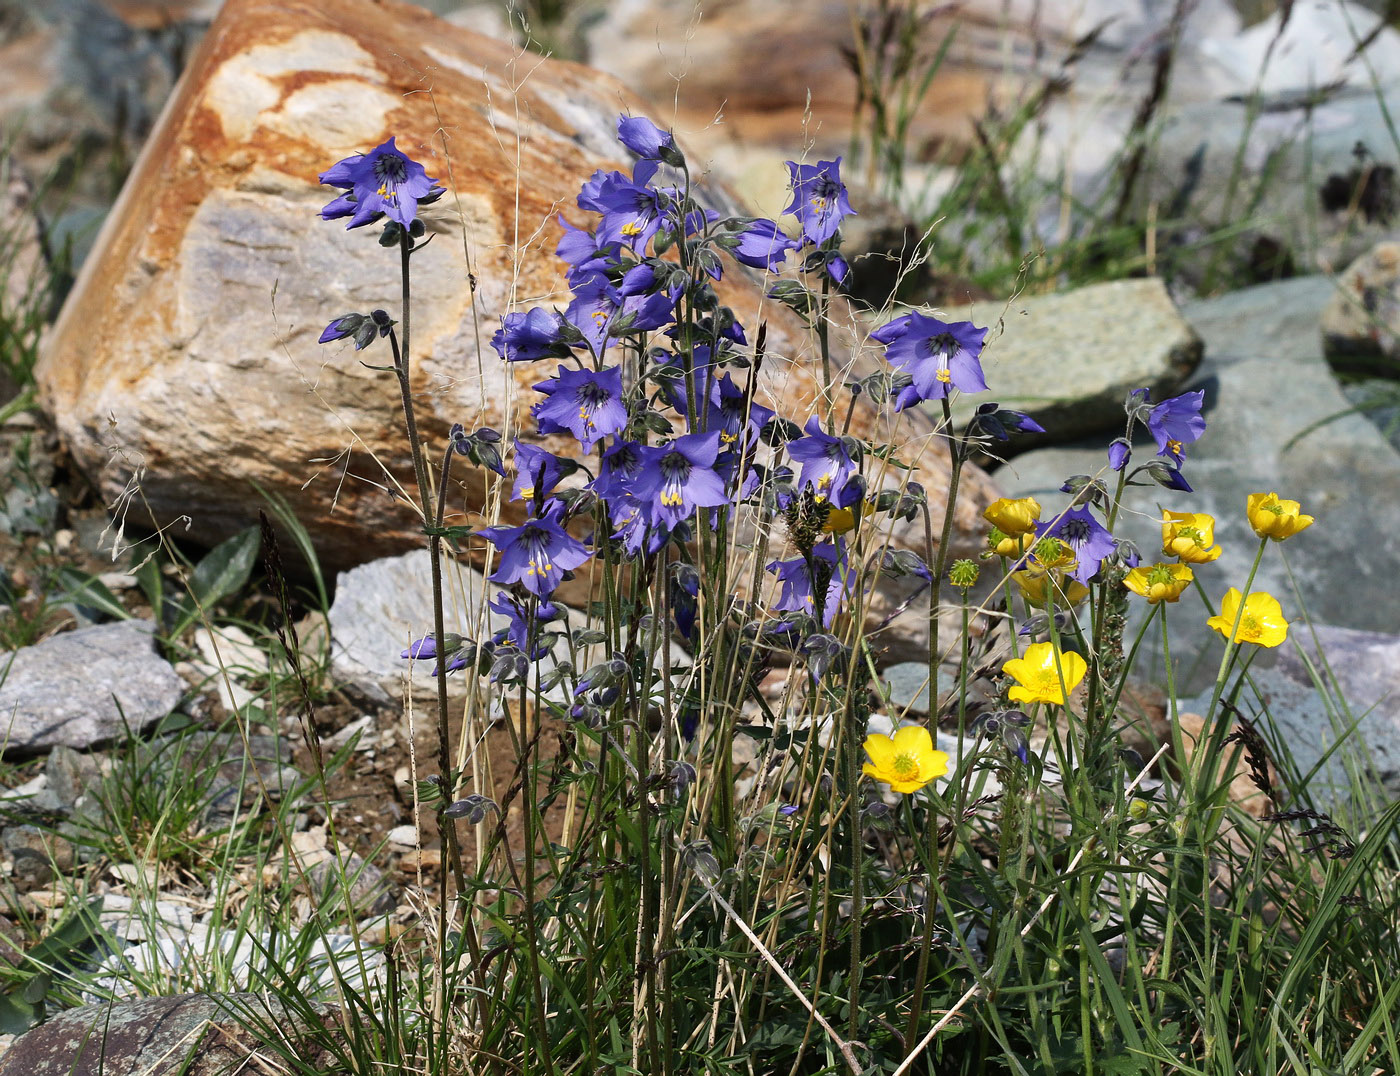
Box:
385 824 418 848
1 825 74 885
0 621 184 752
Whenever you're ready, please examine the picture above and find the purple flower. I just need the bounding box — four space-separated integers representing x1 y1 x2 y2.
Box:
1035 506 1117 584
724 219 799 270
1108 439 1131 471
786 416 859 505
319 310 393 350
766 542 849 627
511 441 571 505
971 402 1045 442
491 308 575 362
1147 390 1206 465
401 634 469 675
319 137 440 229
490 591 560 658
881 312 989 408
566 272 676 354
532 365 628 451
783 158 855 245
478 508 591 597
557 216 620 280
634 431 730 528
593 440 647 506
579 161 665 251
617 114 678 164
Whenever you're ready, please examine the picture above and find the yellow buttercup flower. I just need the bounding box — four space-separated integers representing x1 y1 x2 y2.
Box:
1206 588 1289 648
1011 565 1089 609
1246 492 1314 542
823 498 876 535
862 725 949 794
1123 562 1194 604
987 527 1035 559
1003 642 1088 706
983 496 1041 537
1161 510 1222 564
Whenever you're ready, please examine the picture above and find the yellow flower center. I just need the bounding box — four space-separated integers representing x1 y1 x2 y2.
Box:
621 221 643 237
936 368 951 383
810 196 828 211
1239 614 1261 642
1263 503 1284 517
1167 438 1183 456
1033 671 1060 695
892 753 919 780
591 311 609 326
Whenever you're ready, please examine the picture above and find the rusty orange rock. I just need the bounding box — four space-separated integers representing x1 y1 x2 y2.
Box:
38 0 996 577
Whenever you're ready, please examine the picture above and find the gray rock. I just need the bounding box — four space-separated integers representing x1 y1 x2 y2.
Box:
1273 624 1400 799
0 824 74 884
0 992 337 1076
879 662 957 717
0 620 184 752
328 549 503 705
996 276 1400 690
943 278 1202 445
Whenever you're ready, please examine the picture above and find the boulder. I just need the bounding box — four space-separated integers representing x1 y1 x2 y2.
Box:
943 277 1202 445
36 0 997 575
0 620 184 752
0 992 336 1076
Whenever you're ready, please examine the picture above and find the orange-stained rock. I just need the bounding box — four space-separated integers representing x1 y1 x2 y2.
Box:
37 0 998 575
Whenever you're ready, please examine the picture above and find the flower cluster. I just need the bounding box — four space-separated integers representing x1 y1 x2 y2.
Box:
316 119 1045 734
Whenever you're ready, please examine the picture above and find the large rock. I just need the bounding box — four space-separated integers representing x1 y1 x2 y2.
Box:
36 0 997 573
944 277 1202 444
0 620 184 752
0 992 336 1075
996 276 1400 687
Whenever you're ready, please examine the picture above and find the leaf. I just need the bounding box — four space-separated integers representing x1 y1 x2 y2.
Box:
55 568 131 621
0 992 38 1036
188 526 260 610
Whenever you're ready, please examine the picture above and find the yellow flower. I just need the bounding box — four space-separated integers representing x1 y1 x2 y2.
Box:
823 498 876 535
1011 566 1089 609
1002 642 1088 706
988 527 1036 559
1246 492 1314 542
983 496 1041 537
1206 588 1289 648
1161 510 1222 564
1123 562 1194 604
862 725 949 794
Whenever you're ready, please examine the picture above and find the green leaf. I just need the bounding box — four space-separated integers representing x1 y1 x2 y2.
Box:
172 526 260 634
55 567 132 621
0 992 39 1036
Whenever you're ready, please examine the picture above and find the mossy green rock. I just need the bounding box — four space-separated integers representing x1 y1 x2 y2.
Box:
943 277 1203 445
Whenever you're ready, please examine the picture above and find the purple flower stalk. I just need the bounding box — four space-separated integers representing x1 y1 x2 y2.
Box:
478 509 591 597
319 137 439 229
783 158 855 245
532 365 628 451
879 312 989 408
